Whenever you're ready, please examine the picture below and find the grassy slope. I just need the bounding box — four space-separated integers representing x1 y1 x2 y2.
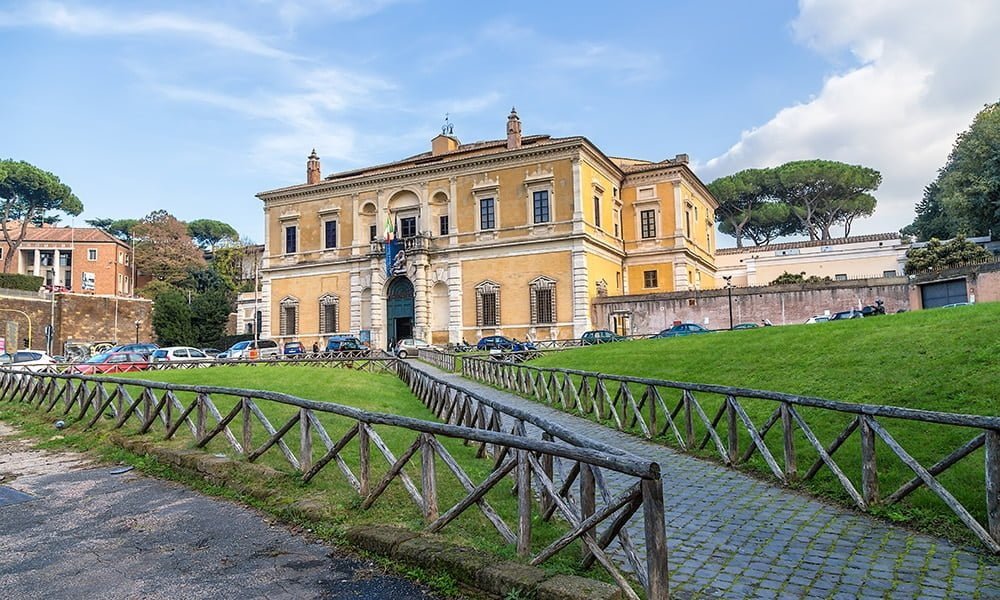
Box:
527 303 999 541
534 303 1000 413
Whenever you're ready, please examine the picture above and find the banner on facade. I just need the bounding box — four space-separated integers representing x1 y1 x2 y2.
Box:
385 239 406 277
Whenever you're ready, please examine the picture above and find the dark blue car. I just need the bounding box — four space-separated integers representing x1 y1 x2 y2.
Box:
655 323 712 338
476 335 537 351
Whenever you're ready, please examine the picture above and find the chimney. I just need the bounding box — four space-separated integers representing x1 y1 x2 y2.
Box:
307 149 321 184
506 107 522 150
673 153 689 164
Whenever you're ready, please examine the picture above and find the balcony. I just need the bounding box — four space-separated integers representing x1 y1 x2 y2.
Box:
368 234 433 257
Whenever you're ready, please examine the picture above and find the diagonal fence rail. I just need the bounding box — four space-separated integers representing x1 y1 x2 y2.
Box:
459 355 1000 554
0 359 668 599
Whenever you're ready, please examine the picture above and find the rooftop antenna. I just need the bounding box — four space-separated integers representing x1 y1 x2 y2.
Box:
442 113 454 136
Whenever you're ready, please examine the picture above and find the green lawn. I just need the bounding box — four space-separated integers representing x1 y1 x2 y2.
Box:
0 365 607 587
525 303 1000 544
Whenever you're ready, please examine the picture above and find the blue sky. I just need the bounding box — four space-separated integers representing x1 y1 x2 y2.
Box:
3 1 999 245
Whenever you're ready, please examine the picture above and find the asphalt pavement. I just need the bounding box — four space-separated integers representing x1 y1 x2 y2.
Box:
0 424 438 600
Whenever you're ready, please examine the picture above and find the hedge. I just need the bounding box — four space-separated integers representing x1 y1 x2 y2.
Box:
0 273 44 292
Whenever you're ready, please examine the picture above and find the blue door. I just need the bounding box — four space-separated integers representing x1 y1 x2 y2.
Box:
386 277 414 348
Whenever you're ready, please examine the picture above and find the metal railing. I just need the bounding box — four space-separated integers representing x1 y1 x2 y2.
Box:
0 359 669 599
461 356 1000 554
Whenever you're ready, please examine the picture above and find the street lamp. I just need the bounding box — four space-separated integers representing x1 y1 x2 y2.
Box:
134 319 141 344
722 276 734 330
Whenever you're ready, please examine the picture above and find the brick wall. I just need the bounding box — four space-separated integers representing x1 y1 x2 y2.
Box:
907 261 1000 308
0 290 152 353
593 277 911 333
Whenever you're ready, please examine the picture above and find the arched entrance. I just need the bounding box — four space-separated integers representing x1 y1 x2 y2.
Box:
386 277 414 347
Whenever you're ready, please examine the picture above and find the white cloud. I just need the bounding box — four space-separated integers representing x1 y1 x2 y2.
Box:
0 2 296 60
702 0 1000 235
259 0 408 27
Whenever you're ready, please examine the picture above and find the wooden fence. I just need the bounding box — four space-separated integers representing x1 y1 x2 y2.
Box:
0 360 668 599
461 356 1000 554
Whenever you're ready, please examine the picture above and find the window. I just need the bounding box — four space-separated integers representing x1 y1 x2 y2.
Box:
369 224 377 242
640 210 656 239
87 248 97 261
284 226 297 254
324 220 338 249
319 294 338 334
400 216 417 238
475 281 500 327
643 270 658 288
439 215 449 236
480 198 496 230
883 270 897 277
593 196 601 228
835 274 848 281
529 276 556 325
532 190 550 224
684 206 692 238
613 208 621 238
279 297 299 335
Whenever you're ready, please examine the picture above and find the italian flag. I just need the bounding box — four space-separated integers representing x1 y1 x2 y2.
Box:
384 210 395 242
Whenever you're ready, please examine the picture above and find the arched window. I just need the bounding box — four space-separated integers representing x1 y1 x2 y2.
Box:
475 281 501 327
318 294 339 334
529 276 556 325
279 296 299 336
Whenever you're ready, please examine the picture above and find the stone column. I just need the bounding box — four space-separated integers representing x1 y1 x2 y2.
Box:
571 246 590 337
369 258 386 350
53 249 61 287
33 249 41 276
413 256 430 342
448 261 463 344
572 158 584 234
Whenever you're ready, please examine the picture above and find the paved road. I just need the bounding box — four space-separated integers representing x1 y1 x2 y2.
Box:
0 425 437 600
410 361 1000 599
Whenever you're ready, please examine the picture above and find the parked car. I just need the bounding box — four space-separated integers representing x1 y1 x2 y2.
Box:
395 338 439 358
804 315 830 324
326 335 370 356
732 323 759 330
200 348 223 358
0 353 10 365
829 309 864 321
150 347 213 362
109 342 159 357
656 323 712 338
5 350 57 371
221 339 280 360
73 351 150 374
581 330 625 345
283 341 305 356
476 335 536 352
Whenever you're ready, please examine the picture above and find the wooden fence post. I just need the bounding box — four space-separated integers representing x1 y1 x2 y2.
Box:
727 397 738 464
641 476 669 600
781 403 797 479
421 434 439 523
517 449 532 557
986 429 1000 545
299 408 312 474
860 415 879 505
580 463 596 562
684 391 694 447
541 433 554 515
196 394 206 441
242 398 252 458
359 422 371 497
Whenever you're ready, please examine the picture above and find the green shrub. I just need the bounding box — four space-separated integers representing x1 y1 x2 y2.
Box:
0 273 44 291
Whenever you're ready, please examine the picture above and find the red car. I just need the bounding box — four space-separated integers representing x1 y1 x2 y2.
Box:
73 351 150 374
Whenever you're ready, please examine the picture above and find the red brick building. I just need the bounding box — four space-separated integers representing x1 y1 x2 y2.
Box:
1 225 133 296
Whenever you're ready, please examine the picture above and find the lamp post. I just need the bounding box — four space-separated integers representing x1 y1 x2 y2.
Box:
723 275 734 330
134 319 141 344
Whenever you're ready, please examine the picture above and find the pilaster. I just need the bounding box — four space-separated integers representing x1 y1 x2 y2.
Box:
448 261 463 344
571 248 590 337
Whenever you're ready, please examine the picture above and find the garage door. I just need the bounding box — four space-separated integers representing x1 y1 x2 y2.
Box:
920 279 967 308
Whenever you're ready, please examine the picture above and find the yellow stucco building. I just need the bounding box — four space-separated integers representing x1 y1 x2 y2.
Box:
256 110 718 348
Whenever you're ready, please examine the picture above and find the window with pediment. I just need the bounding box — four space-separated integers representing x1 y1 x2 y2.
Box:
279 296 299 335
318 294 339 334
475 281 501 327
529 276 556 325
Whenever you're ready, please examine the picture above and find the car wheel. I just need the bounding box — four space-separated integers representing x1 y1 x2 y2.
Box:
398 350 407 359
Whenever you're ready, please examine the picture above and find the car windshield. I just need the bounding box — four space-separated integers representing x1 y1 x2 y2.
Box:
230 341 250 350
86 353 112 363
152 350 168 358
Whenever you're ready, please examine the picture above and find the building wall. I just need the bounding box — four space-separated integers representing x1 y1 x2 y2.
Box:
907 261 1000 308
0 291 152 353
593 277 911 334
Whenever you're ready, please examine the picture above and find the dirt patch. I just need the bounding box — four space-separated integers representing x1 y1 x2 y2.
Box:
0 422 93 486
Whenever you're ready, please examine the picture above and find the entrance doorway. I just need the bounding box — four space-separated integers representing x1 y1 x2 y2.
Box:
386 277 415 349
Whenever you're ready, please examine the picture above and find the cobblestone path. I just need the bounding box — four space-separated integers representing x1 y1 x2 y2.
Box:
410 362 1000 599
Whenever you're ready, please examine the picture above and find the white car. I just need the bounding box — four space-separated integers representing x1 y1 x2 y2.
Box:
150 346 214 362
804 315 830 324
394 338 439 359
6 350 58 372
